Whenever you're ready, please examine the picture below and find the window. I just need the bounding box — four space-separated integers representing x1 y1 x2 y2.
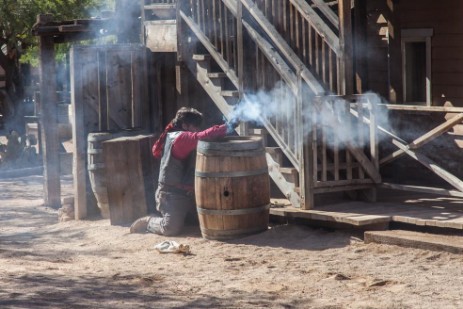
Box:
401 29 433 105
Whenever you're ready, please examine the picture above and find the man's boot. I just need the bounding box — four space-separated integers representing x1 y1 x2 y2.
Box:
130 216 152 233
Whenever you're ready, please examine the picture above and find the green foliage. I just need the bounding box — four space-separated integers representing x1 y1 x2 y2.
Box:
0 0 115 66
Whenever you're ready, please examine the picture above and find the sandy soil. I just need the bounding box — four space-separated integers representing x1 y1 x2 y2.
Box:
1 175 463 309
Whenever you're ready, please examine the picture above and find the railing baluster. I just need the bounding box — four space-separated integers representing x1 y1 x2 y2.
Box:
356 101 365 179
219 1 225 60
212 0 219 49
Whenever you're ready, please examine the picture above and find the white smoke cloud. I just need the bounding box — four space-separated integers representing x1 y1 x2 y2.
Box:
228 82 391 150
229 82 292 124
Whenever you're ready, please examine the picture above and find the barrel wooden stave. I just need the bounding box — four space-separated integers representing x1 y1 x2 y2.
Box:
88 132 113 219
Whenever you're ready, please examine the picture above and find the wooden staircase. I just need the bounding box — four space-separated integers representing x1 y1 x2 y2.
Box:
171 0 381 209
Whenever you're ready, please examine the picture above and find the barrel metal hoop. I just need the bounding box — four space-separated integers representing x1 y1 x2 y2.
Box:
195 167 268 178
197 149 265 157
201 226 268 237
197 203 270 216
88 163 105 171
197 137 263 152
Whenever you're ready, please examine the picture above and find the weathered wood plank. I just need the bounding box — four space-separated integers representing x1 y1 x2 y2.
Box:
365 230 463 254
70 47 88 219
381 104 463 113
103 135 153 226
270 206 390 226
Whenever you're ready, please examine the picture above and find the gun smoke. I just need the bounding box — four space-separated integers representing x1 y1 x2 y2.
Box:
228 81 391 149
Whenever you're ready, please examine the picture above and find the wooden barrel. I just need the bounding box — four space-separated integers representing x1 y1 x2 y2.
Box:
195 136 270 240
88 130 148 219
88 132 114 219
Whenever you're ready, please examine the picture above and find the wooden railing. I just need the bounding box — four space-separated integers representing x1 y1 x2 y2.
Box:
188 0 239 79
253 0 341 93
312 95 381 194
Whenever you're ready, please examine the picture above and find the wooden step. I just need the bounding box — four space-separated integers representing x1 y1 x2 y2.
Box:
192 54 211 62
207 72 226 88
220 90 240 105
365 230 463 254
220 90 239 97
280 167 299 187
207 72 227 79
249 128 268 146
193 54 211 75
266 147 283 165
249 128 268 136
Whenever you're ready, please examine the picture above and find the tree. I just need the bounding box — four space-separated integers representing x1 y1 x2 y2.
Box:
0 0 113 121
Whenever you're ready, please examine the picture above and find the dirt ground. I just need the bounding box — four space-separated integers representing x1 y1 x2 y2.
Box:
1 175 463 309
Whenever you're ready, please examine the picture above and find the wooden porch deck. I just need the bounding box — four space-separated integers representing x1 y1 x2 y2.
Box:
270 189 463 231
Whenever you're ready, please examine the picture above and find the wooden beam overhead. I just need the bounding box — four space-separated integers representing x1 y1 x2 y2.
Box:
32 16 115 42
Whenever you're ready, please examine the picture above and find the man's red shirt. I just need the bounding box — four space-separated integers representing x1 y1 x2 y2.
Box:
171 124 227 160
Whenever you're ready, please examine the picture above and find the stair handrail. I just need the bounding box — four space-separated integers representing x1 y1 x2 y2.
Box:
290 0 339 52
309 0 339 31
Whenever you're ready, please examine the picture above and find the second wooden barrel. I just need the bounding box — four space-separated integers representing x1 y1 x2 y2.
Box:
195 136 270 240
88 132 115 219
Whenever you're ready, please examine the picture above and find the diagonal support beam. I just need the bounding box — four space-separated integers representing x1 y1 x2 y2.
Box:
391 139 463 192
380 113 463 166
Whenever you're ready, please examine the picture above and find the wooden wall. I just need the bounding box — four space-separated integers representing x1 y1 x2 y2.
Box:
152 52 225 130
400 0 463 107
365 0 463 106
365 0 391 100
71 44 150 219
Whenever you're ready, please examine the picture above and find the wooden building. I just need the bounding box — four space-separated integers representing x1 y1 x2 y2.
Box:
33 0 463 222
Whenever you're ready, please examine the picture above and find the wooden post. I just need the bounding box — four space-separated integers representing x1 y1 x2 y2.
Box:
299 76 314 210
338 0 354 96
176 62 190 108
236 0 249 136
70 47 88 219
176 0 188 62
175 1 191 112
353 0 368 94
37 14 61 209
387 0 401 103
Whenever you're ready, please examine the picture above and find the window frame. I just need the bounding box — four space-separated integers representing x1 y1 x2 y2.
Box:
401 28 433 105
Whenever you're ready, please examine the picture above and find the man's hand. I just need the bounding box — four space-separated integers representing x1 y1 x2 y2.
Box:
226 118 240 133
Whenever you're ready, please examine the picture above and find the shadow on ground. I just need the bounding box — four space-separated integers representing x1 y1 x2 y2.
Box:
0 272 313 309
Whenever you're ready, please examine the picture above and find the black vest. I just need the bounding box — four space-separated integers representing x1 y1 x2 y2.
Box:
157 131 196 188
